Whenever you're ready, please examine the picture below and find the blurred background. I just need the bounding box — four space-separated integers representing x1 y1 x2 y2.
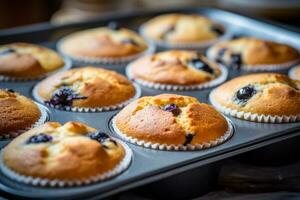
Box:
1 0 300 29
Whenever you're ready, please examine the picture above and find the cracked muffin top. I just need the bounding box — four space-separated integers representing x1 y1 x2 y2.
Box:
210 73 300 116
59 24 148 58
37 67 136 108
0 89 41 136
0 43 65 78
2 122 126 180
114 94 229 146
141 13 224 45
128 50 222 85
207 37 300 70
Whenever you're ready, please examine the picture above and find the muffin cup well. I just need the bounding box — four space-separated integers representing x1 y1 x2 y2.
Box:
139 24 232 51
0 56 72 82
126 63 228 91
209 90 300 123
288 65 300 80
0 139 132 187
32 82 142 112
57 38 156 69
111 116 233 151
0 103 49 139
206 48 300 72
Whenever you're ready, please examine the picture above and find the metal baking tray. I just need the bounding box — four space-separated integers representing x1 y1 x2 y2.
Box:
0 7 300 200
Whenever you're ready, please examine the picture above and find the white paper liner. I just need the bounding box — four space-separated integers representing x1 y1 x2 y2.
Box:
0 56 72 82
111 116 233 151
0 103 49 139
32 82 142 112
139 24 231 51
0 139 132 187
288 65 300 80
126 63 228 91
209 90 300 123
57 37 156 69
206 47 300 72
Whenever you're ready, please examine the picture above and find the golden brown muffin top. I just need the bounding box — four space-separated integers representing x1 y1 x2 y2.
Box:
129 50 222 85
141 13 224 44
211 73 300 116
207 37 300 69
60 26 148 58
3 122 125 180
0 43 65 78
0 89 41 135
37 67 136 108
115 94 229 146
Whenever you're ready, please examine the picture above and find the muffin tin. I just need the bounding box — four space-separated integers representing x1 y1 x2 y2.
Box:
0 7 300 199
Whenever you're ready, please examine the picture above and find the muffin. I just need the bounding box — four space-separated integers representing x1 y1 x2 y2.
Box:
289 64 300 80
127 50 227 90
207 37 300 71
34 67 139 111
58 22 152 64
0 43 66 80
113 94 232 150
210 73 300 123
1 121 131 186
140 13 225 48
0 89 44 138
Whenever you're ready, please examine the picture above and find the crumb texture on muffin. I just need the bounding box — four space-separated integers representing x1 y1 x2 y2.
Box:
37 67 136 108
0 43 65 78
115 94 228 145
208 37 300 68
211 73 300 116
60 27 148 58
3 121 125 180
142 13 224 44
129 50 221 85
0 89 41 136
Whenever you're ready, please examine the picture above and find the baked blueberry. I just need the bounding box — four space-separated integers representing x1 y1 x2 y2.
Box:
0 48 16 56
236 86 256 102
184 133 194 145
6 89 15 93
88 131 109 143
189 58 214 74
121 39 139 47
229 54 242 70
161 25 175 39
211 25 224 36
27 133 52 144
45 86 87 107
162 104 181 116
107 21 120 30
216 48 227 63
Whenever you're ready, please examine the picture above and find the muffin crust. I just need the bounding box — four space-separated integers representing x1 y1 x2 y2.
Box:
141 13 224 44
0 89 41 136
129 50 222 85
0 43 65 78
115 94 229 146
37 67 136 108
211 73 300 116
3 122 125 180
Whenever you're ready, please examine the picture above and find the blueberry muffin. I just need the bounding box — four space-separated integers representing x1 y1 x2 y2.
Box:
113 94 231 149
207 37 300 71
59 23 149 61
210 73 300 122
2 122 130 185
140 13 225 46
0 43 65 79
289 65 300 80
35 67 137 109
0 89 41 137
127 50 225 88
